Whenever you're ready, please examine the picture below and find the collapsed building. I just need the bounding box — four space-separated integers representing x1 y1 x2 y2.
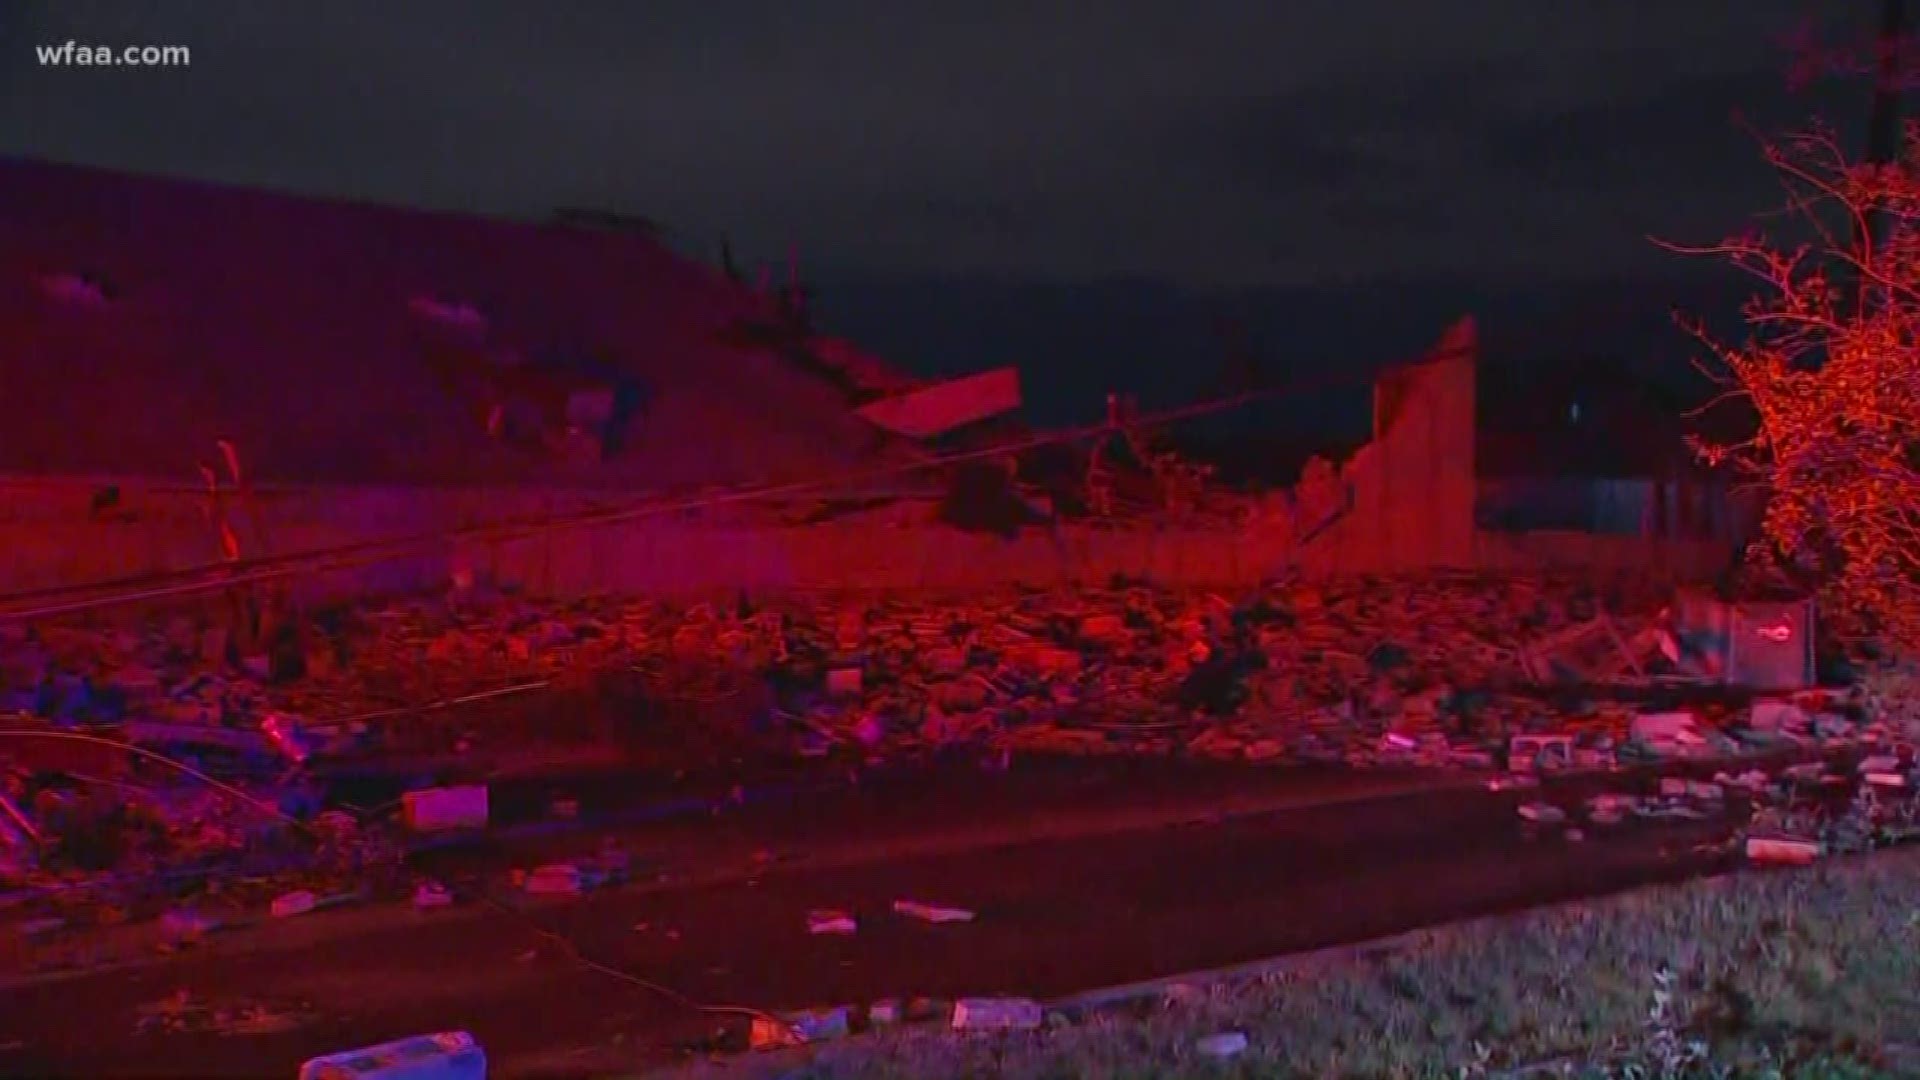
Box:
0 158 1026 598
0 159 1738 607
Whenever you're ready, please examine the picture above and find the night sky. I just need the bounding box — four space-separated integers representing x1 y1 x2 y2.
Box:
0 1 1871 431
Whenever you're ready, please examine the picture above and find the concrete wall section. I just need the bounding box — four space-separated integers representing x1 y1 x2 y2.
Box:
1294 321 1477 574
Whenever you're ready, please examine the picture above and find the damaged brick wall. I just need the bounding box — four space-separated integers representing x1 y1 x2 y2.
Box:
1293 324 1479 574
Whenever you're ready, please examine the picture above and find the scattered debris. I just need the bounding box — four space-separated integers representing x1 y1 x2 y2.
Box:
0 575 1912 942
952 996 1043 1031
1509 734 1573 772
807 909 858 935
1715 770 1770 794
1587 794 1638 826
1518 613 1637 685
1195 1031 1250 1059
1487 775 1540 792
1631 712 1710 759
893 899 975 924
749 1017 801 1051
269 890 317 919
1746 836 1823 865
783 1006 852 1043
402 785 489 833
1518 803 1567 825
523 863 584 896
297 1030 486 1079
159 908 219 941
136 989 319 1037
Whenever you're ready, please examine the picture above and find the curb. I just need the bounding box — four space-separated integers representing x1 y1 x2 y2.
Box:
1043 929 1427 1015
1006 845 1914 1026
637 864 1783 1080
1041 861 1802 1018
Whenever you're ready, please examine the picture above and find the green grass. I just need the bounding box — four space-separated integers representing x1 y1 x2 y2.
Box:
665 851 1920 1079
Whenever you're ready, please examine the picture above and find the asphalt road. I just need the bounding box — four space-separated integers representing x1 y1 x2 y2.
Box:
0 774 1748 1079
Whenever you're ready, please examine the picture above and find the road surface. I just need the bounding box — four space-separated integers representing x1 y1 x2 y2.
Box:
0 771 1750 1079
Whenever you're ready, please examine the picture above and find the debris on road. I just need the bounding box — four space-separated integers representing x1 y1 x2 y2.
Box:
523 863 585 896
783 1006 852 1043
159 908 220 941
1487 775 1540 792
296 1030 486 1080
1509 734 1573 772
1587 794 1637 826
1746 836 1823 865
136 988 319 1038
1 576 1916 945
401 785 488 833
1518 802 1567 825
952 996 1043 1031
894 899 976 924
807 909 858 935
1196 1030 1251 1058
749 1017 802 1051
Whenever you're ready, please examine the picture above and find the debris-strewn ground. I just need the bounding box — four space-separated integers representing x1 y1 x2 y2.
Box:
2 573 1915 948
1 571 1883 783
1 572 1703 773
672 849 1920 1080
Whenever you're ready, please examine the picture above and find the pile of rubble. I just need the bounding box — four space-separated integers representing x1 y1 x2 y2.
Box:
1 572 1913 930
5 572 1701 771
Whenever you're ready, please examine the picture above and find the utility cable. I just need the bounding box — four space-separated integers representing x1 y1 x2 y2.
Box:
0 728 313 837
0 729 788 1035
474 890 788 1031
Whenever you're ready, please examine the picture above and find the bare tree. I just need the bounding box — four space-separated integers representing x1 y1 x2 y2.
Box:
1664 113 1920 652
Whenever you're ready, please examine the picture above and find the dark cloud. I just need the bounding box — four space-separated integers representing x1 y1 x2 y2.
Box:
0 0 1876 287
1478 64 1854 195
1180 57 1524 193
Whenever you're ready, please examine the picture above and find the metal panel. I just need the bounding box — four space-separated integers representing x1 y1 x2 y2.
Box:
855 367 1021 439
1727 599 1815 691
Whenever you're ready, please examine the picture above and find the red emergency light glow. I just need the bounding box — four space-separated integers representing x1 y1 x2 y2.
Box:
1756 623 1794 643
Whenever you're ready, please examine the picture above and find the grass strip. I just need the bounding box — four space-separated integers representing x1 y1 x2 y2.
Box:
675 851 1920 1079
